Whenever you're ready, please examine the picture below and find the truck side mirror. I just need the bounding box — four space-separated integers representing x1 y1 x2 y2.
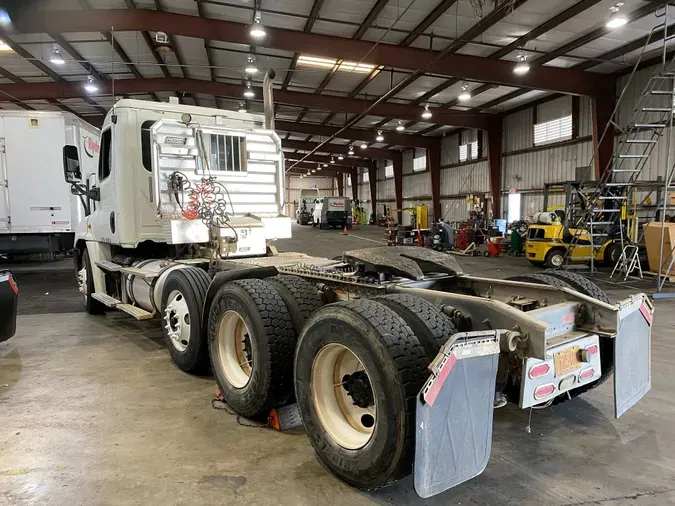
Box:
63 145 81 183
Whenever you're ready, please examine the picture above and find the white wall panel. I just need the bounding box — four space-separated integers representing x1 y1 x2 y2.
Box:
537 96 571 123
404 172 431 199
440 161 489 195
440 197 469 222
579 96 593 138
441 134 461 166
503 109 532 151
503 141 593 191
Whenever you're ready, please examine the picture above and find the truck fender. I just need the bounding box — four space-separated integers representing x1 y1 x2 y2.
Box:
200 266 279 335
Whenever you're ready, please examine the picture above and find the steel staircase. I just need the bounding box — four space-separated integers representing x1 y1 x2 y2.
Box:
564 6 675 276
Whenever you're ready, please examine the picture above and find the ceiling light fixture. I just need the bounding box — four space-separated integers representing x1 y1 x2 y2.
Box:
338 153 344 160
348 145 355 155
84 75 98 93
317 163 322 171
422 105 432 120
458 84 471 101
513 54 530 75
360 141 367 149
238 101 247 113
376 130 384 142
243 82 255 98
50 45 65 65
245 55 258 75
396 121 405 131
330 156 335 164
607 3 627 28
323 163 328 168
250 12 267 38
154 32 173 54
312 169 316 173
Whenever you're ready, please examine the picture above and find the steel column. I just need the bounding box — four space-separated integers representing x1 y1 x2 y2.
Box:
337 176 344 197
487 124 503 219
394 152 404 223
350 168 359 202
369 166 378 220
428 139 442 222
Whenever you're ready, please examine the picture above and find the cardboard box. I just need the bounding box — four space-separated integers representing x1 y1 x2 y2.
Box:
644 222 675 275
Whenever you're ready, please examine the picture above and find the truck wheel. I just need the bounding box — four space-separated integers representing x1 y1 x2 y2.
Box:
506 273 613 404
603 242 620 266
266 275 323 334
544 248 566 269
80 249 105 315
506 273 574 289
208 279 296 419
542 270 610 304
295 300 428 490
373 294 456 360
161 267 211 374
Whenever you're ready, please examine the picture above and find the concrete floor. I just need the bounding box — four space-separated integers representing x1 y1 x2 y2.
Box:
2 224 675 505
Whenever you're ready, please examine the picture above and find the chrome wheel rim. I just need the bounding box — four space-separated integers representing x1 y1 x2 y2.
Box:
311 343 376 450
551 254 564 267
164 290 191 352
217 311 253 389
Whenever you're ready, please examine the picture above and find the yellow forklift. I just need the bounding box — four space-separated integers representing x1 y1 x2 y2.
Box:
525 182 621 268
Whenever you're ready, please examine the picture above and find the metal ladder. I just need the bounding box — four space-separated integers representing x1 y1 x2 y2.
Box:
564 6 675 275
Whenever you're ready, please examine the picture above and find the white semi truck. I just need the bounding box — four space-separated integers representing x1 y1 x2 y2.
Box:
64 75 653 498
0 110 100 256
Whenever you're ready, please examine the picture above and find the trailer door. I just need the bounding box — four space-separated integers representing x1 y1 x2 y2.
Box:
0 131 9 233
3 115 72 233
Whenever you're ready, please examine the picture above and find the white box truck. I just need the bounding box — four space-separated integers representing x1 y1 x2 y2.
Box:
0 110 100 255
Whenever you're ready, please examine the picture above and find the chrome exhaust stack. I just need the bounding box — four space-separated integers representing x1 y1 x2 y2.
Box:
263 69 276 130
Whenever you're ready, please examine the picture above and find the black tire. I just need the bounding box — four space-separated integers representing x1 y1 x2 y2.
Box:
208 279 296 419
542 270 611 303
160 267 211 374
506 273 574 289
528 260 544 267
603 242 619 266
295 300 429 490
266 275 323 334
506 272 613 403
542 269 614 396
544 247 566 269
82 249 105 315
373 294 456 360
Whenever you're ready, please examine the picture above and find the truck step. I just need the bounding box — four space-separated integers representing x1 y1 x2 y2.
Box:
95 260 122 273
117 304 154 320
91 292 121 307
119 266 160 280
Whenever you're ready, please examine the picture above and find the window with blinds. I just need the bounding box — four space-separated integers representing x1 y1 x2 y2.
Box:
363 170 369 183
413 155 426 172
534 115 572 146
210 134 247 172
385 162 394 179
459 141 478 162
347 175 352 186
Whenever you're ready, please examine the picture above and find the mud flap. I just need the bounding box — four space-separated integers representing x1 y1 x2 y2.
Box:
414 331 500 498
614 296 653 418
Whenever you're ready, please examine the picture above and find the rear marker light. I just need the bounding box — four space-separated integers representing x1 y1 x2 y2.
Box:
528 363 550 379
534 383 555 399
8 275 18 295
559 375 575 390
586 344 599 356
579 368 595 382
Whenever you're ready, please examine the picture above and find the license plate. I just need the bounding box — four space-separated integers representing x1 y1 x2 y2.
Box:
554 346 580 377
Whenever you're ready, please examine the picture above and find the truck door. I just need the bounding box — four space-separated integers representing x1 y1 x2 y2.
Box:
88 127 119 243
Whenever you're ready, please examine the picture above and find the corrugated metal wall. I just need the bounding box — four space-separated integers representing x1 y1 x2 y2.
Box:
356 62 674 226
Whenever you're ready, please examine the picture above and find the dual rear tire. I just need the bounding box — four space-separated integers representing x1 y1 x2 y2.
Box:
208 275 457 489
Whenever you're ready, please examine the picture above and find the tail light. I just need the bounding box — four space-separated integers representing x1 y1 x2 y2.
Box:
579 368 595 382
8 275 18 295
586 344 599 356
528 363 550 379
534 383 555 399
